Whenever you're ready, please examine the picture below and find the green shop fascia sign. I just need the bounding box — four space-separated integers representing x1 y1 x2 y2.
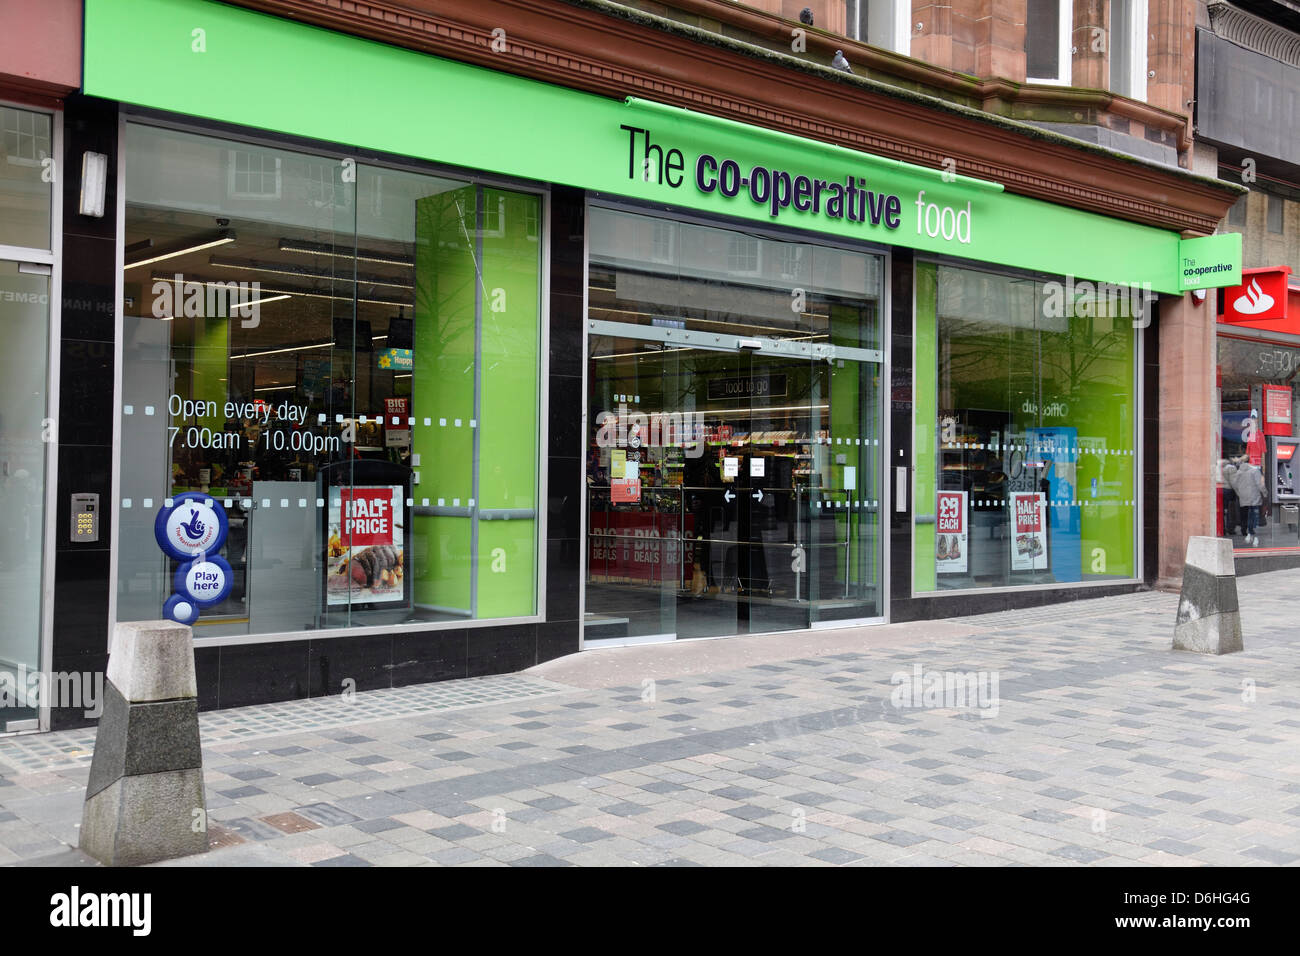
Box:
85 0 1231 294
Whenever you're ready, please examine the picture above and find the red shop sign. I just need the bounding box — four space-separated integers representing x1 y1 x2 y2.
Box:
1220 267 1292 326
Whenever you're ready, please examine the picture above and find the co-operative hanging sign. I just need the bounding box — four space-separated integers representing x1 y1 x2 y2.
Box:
154 492 232 626
1177 233 1242 291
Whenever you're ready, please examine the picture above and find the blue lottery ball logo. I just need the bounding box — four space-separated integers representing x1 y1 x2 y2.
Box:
155 492 228 560
163 594 200 626
174 555 234 609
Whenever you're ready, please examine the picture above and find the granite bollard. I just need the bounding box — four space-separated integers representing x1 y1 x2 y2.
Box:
1173 536 1243 655
79 621 207 866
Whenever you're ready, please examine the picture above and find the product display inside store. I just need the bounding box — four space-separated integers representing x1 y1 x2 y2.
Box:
116 124 542 636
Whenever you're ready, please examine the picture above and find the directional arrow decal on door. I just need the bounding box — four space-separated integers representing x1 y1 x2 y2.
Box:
724 489 735 503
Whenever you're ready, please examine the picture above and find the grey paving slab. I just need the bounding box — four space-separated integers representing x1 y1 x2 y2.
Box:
6 572 1300 867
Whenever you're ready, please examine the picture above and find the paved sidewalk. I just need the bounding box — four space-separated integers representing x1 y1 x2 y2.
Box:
3 572 1299 867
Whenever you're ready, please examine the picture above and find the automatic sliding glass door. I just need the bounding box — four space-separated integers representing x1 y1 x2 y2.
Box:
585 322 883 643
584 204 885 644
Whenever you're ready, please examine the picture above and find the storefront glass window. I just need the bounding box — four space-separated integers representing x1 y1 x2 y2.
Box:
116 124 542 637
0 259 51 726
914 261 1138 591
0 105 53 250
0 103 55 726
1215 334 1300 549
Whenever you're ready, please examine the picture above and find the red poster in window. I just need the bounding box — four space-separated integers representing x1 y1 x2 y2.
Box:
384 396 412 446
1010 492 1048 571
339 487 395 546
1265 385 1292 426
1013 493 1042 533
327 486 405 607
610 478 641 503
384 397 410 421
1221 267 1291 325
588 511 695 584
936 492 964 534
935 491 968 574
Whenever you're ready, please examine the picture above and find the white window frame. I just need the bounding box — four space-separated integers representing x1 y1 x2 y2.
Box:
844 0 911 56
226 148 282 200
1026 0 1073 86
726 234 761 277
525 200 540 241
773 242 803 282
480 194 507 238
1115 0 1149 101
304 159 351 210
1 105 53 169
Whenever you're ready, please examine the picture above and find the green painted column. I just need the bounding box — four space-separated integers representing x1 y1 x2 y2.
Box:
476 188 541 617
913 263 938 592
411 186 541 618
411 187 478 614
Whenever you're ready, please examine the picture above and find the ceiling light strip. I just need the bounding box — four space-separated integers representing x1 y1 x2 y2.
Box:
124 234 235 270
209 255 412 290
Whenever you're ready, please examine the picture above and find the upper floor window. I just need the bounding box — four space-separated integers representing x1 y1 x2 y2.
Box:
651 219 674 263
481 194 507 237
842 0 910 55
227 148 281 200
0 105 53 250
1108 0 1148 100
1027 0 1072 84
2 107 51 168
773 243 802 281
727 235 760 275
305 160 351 210
1268 194 1285 235
1227 193 1248 227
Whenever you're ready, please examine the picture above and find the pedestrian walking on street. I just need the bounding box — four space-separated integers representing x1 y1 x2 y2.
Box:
1223 455 1268 546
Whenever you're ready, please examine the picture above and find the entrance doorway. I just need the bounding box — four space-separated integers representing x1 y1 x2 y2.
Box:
0 258 54 731
583 205 885 644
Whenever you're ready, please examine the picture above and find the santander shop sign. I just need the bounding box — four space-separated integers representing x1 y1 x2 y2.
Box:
1222 267 1292 325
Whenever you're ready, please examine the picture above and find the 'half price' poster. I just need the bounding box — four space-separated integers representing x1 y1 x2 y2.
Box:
1010 491 1048 571
327 486 405 605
